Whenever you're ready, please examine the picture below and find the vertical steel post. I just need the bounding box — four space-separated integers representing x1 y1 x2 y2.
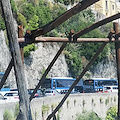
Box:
114 22 120 120
18 25 24 64
47 42 107 120
0 0 32 119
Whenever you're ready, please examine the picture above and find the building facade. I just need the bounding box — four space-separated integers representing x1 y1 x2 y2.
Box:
91 0 120 21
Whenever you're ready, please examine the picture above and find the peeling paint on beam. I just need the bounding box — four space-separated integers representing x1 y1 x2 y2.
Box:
18 37 115 43
31 0 100 38
73 13 120 40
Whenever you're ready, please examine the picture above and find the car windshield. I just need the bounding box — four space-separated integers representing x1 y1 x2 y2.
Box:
4 93 18 96
0 94 4 99
45 91 53 93
113 87 118 89
104 87 111 90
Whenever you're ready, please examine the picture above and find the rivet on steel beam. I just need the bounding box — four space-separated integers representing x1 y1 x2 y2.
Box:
107 29 115 42
115 33 120 40
67 29 75 42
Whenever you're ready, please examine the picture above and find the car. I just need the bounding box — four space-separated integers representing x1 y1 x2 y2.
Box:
60 90 68 94
28 89 45 98
45 90 60 96
0 93 7 103
103 86 118 93
4 91 19 101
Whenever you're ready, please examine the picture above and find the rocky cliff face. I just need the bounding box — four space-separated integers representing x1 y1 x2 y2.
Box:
24 42 69 88
92 59 117 79
0 30 118 89
0 31 69 88
0 31 16 87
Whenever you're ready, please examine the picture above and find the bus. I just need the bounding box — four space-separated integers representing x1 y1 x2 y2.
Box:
83 78 118 93
0 72 10 92
41 77 83 93
0 72 4 80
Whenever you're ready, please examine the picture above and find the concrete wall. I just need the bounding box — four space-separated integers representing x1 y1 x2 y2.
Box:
0 93 118 120
0 102 17 120
31 93 118 120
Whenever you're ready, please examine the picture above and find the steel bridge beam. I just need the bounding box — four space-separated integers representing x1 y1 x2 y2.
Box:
73 13 120 41
31 0 100 38
18 37 115 43
47 42 107 120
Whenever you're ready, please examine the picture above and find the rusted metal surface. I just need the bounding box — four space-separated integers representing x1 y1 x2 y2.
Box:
73 13 120 41
29 42 67 101
1 0 120 120
1 0 31 119
107 30 115 41
47 42 107 120
114 22 120 120
31 0 100 38
0 59 13 90
18 25 24 64
18 37 116 43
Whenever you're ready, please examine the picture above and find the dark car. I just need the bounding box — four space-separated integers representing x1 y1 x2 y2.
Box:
28 89 46 98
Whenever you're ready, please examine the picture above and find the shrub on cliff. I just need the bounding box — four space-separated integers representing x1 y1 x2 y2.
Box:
105 106 117 120
75 111 102 120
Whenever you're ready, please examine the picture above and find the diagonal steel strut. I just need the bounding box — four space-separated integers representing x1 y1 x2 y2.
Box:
31 0 100 38
73 13 120 41
29 42 67 101
0 59 13 90
47 42 107 120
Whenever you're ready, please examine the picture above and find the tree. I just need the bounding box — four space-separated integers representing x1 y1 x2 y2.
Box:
27 15 39 30
22 3 36 21
0 16 5 30
75 111 102 120
17 12 27 26
105 106 117 120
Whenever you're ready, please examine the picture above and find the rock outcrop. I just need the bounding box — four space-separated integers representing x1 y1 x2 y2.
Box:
0 31 69 88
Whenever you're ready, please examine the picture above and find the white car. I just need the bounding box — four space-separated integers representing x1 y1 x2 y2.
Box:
103 86 118 93
4 91 19 101
45 90 60 96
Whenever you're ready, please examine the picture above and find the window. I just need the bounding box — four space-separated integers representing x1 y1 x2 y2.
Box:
42 79 51 89
112 5 114 10
113 87 118 89
106 0 108 9
83 80 94 86
56 80 74 88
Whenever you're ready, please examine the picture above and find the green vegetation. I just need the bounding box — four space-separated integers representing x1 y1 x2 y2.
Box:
14 103 19 119
114 96 117 102
62 9 111 77
105 106 117 120
74 99 76 106
23 43 36 57
3 103 19 120
51 103 57 111
3 109 13 120
75 111 102 120
100 97 103 103
92 98 94 104
105 97 109 106
0 0 114 77
42 104 50 115
0 16 5 30
17 12 27 26
82 100 86 107
54 0 79 5
67 99 70 108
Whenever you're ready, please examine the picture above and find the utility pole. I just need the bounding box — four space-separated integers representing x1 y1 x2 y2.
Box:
0 0 31 120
